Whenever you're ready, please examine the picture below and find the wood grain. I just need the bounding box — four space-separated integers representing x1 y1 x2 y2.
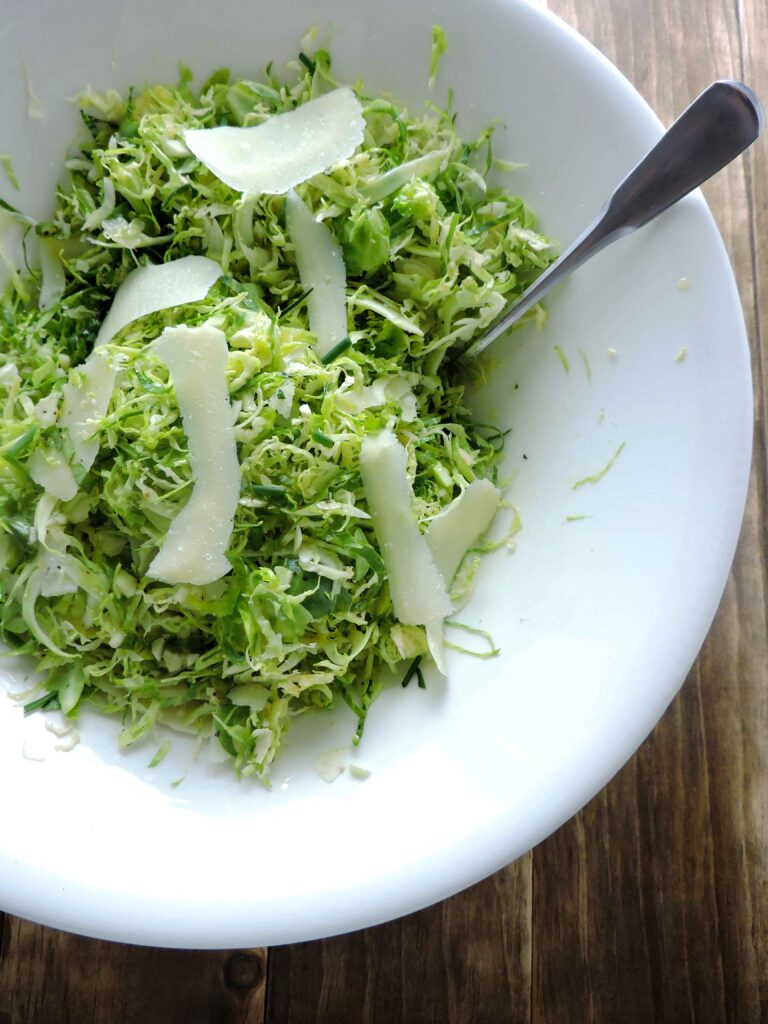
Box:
0 918 266 1024
1 2 766 1022
266 857 532 1024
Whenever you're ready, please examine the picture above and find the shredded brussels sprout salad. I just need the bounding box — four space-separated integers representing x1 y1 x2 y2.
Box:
0 33 555 779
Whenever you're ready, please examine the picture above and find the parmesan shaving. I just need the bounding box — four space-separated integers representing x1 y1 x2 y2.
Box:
60 256 221 471
359 429 451 672
184 87 365 195
94 255 222 347
58 348 116 470
425 478 501 586
27 446 78 502
147 323 240 586
285 190 347 356
315 746 350 783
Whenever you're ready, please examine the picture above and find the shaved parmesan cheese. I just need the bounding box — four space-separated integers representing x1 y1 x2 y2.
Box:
94 255 222 347
24 67 45 120
58 348 116 470
147 324 240 586
360 429 451 672
285 190 347 356
426 479 501 585
33 391 60 427
184 87 365 196
425 620 446 676
315 746 350 783
28 447 78 502
60 256 221 471
38 550 79 598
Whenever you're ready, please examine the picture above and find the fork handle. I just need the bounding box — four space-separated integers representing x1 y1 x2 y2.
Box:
467 80 764 357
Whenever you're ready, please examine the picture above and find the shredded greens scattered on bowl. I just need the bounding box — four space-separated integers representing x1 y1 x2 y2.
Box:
0 36 555 778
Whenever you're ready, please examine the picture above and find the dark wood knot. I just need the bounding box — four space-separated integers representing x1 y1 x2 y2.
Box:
223 951 264 991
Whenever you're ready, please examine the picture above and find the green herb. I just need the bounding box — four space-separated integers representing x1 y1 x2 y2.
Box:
320 336 352 364
280 287 313 317
298 52 316 75
401 656 425 689
249 483 288 503
23 692 61 715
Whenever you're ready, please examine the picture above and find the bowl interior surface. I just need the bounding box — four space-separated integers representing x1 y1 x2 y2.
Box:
0 0 751 947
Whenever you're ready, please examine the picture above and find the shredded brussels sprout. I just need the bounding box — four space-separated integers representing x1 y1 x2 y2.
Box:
0 40 554 778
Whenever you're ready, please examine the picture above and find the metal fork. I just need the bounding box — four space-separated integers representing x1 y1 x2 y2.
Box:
466 80 764 359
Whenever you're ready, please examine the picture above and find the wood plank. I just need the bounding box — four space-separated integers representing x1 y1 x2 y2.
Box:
734 2 768 1018
0 918 266 1024
266 856 532 1024
531 1 768 1022
740 0 768 486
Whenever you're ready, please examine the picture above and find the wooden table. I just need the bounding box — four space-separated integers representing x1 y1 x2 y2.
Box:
2 1 766 1020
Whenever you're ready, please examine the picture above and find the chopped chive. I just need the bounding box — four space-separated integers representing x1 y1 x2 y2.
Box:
23 692 61 716
320 337 352 364
80 109 106 139
401 656 425 688
280 286 313 317
312 429 334 447
250 483 288 502
298 52 316 75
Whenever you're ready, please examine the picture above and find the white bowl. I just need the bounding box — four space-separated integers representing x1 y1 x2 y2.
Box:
0 0 751 947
